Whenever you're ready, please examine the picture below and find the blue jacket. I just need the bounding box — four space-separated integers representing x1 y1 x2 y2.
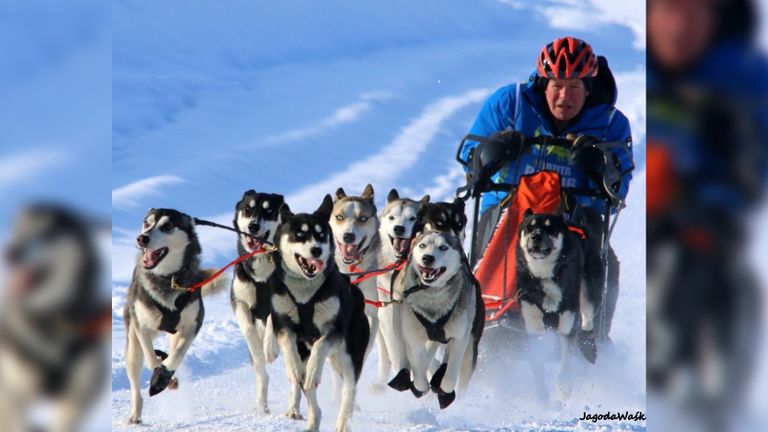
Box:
461 61 634 215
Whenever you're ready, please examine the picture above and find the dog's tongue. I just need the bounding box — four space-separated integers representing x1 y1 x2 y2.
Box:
142 249 159 267
306 258 324 272
393 238 409 256
245 236 262 251
342 243 360 259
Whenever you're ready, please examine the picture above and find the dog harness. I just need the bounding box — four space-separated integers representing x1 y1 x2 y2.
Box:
403 284 458 344
154 289 201 334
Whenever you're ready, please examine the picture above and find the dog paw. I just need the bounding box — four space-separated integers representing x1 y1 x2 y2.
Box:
127 416 141 425
578 330 597 364
437 388 456 409
388 368 411 392
149 365 175 397
429 363 447 394
255 403 271 415
409 381 427 398
285 408 304 420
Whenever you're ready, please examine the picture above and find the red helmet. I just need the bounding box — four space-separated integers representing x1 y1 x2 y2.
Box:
537 37 598 79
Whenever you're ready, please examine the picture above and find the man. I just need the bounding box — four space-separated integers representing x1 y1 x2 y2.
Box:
459 37 634 341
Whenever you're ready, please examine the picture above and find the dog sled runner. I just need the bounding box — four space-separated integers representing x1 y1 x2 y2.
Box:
455 134 630 332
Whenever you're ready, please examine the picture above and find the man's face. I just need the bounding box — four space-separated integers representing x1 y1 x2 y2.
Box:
648 0 715 72
545 78 588 122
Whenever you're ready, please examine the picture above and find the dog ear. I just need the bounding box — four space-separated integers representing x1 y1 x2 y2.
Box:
279 203 293 221
361 184 374 201
387 188 399 203
335 187 346 200
452 197 465 212
418 195 430 206
523 208 533 218
315 194 334 218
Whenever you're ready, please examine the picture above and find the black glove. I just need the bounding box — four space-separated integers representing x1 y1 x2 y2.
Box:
571 135 623 204
476 130 524 176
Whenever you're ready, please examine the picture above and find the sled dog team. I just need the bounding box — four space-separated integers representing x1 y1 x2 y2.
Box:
123 184 600 431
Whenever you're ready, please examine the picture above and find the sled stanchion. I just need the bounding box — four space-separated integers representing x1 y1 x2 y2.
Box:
469 196 480 267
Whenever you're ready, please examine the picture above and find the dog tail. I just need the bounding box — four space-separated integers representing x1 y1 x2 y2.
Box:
198 268 230 297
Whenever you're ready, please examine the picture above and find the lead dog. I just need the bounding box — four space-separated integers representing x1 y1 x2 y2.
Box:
396 231 483 409
266 195 370 432
123 208 227 424
230 190 285 414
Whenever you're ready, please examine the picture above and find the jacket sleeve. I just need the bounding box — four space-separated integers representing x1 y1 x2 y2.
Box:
459 85 515 168
605 109 634 202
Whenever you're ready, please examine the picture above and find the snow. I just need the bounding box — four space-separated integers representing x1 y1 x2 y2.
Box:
111 0 646 430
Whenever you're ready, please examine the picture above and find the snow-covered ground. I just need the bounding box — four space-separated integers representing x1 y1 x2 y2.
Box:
111 1 646 430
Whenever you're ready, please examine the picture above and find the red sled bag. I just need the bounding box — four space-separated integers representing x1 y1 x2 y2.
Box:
475 171 563 321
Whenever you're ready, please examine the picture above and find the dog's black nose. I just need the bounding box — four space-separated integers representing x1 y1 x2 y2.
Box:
310 247 323 258
137 234 150 247
422 254 435 266
248 222 260 235
342 233 355 244
393 225 406 236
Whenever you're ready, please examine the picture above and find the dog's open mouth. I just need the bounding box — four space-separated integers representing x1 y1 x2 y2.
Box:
244 230 269 252
7 266 48 297
337 237 366 264
417 265 446 283
295 254 324 278
389 236 410 259
142 247 169 269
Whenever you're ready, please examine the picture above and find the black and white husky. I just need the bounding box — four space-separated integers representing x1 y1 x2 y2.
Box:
123 208 227 424
516 209 603 397
415 198 468 242
376 189 429 388
330 185 382 379
0 205 108 432
230 190 285 414
266 195 370 432
396 231 484 409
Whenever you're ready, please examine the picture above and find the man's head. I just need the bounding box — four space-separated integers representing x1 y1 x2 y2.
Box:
537 36 598 123
648 0 717 73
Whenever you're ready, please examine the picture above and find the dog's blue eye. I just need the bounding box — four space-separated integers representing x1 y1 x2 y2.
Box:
439 245 449 251
359 216 368 222
335 215 343 221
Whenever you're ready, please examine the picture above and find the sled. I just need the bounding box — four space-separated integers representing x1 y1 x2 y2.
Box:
455 134 628 332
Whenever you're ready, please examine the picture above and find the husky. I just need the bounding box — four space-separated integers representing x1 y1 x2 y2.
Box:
376 189 429 389
416 198 468 242
330 185 382 378
395 231 484 409
516 209 603 398
0 204 108 432
265 195 370 432
123 208 227 424
230 190 285 414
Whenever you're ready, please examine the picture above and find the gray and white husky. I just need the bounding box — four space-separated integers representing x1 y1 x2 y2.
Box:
395 231 484 409
123 208 227 424
330 185 382 376
376 189 429 388
265 195 370 432
230 190 285 414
